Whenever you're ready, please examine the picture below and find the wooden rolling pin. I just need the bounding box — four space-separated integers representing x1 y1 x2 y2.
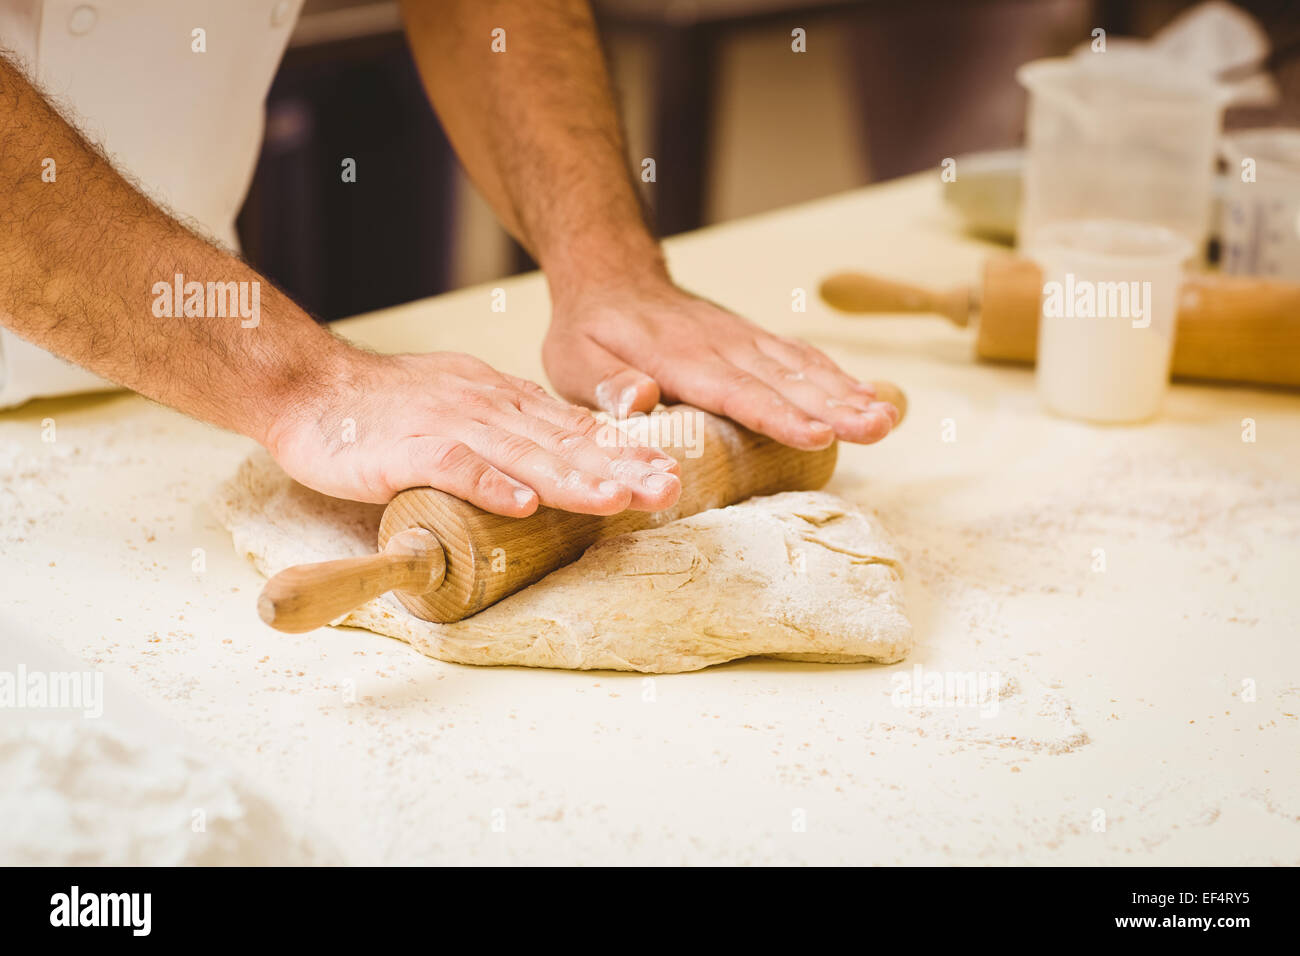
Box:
259 386 906 632
820 258 1300 387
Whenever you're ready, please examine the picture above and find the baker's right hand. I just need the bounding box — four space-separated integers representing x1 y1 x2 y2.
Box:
262 350 682 515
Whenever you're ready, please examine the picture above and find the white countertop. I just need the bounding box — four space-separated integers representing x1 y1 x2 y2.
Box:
2 175 1297 864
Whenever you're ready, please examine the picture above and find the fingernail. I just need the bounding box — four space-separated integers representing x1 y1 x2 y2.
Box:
853 382 877 395
598 480 622 497
643 472 677 493
513 487 535 508
809 421 834 435
870 401 900 425
594 379 618 414
651 457 676 471
618 386 638 416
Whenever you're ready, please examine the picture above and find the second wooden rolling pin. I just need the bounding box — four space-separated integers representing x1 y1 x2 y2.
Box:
820 258 1300 387
259 385 907 632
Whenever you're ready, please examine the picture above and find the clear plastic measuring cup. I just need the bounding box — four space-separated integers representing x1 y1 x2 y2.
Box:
1027 219 1194 424
1017 57 1230 256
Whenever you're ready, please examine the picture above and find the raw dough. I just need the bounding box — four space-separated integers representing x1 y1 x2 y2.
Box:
212 450 912 673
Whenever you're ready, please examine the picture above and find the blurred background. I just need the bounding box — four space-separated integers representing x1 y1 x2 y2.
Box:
235 0 1300 322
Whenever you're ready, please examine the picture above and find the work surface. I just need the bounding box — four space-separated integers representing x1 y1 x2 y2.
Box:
2 176 1297 865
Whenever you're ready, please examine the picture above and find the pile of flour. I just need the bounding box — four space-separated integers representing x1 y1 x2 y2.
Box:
0 719 339 865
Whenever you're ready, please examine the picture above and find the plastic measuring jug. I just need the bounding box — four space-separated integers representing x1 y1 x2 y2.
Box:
1017 57 1230 256
1028 219 1194 424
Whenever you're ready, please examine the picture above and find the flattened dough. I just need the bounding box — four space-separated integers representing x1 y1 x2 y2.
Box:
212 450 912 673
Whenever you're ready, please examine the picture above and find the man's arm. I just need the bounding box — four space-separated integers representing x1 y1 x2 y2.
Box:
401 0 899 448
398 0 662 294
0 57 327 443
0 54 678 514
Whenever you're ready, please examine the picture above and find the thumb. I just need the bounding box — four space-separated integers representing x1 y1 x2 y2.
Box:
545 332 660 417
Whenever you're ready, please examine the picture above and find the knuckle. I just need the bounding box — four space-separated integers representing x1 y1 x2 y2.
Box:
490 384 524 413
454 384 502 414
565 410 604 439
553 429 591 455
359 457 396 501
560 467 591 492
472 466 504 498
492 433 539 466
718 368 756 397
803 346 836 369
424 440 475 476
591 422 626 451
718 371 765 414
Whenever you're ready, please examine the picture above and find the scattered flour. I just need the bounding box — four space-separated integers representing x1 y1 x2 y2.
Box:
0 719 340 865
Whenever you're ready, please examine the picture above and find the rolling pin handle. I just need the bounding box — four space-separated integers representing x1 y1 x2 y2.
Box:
257 528 446 633
819 271 973 327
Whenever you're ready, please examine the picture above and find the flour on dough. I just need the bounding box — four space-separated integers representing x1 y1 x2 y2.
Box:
211 450 912 673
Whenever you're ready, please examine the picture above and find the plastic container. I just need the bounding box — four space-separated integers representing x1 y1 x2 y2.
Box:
1027 219 1194 423
1017 57 1230 256
1219 128 1300 280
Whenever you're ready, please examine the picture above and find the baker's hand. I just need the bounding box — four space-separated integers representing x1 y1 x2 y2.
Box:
263 350 681 514
543 280 900 449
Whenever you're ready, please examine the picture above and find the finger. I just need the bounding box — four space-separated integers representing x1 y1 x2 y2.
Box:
503 373 634 446
757 336 884 397
663 357 836 450
459 421 636 516
866 380 907 423
756 333 842 374
499 410 681 512
799 364 895 417
756 335 871 394
754 338 901 430
499 374 555 403
507 384 683 484
400 438 540 517
729 348 893 444
545 334 660 417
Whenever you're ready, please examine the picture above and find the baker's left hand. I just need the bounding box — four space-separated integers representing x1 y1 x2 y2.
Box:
543 280 900 450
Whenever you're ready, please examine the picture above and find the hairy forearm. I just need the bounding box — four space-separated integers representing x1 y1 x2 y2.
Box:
0 55 348 441
401 0 667 296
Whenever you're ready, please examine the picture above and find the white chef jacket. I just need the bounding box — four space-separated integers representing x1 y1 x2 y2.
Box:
0 0 305 407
